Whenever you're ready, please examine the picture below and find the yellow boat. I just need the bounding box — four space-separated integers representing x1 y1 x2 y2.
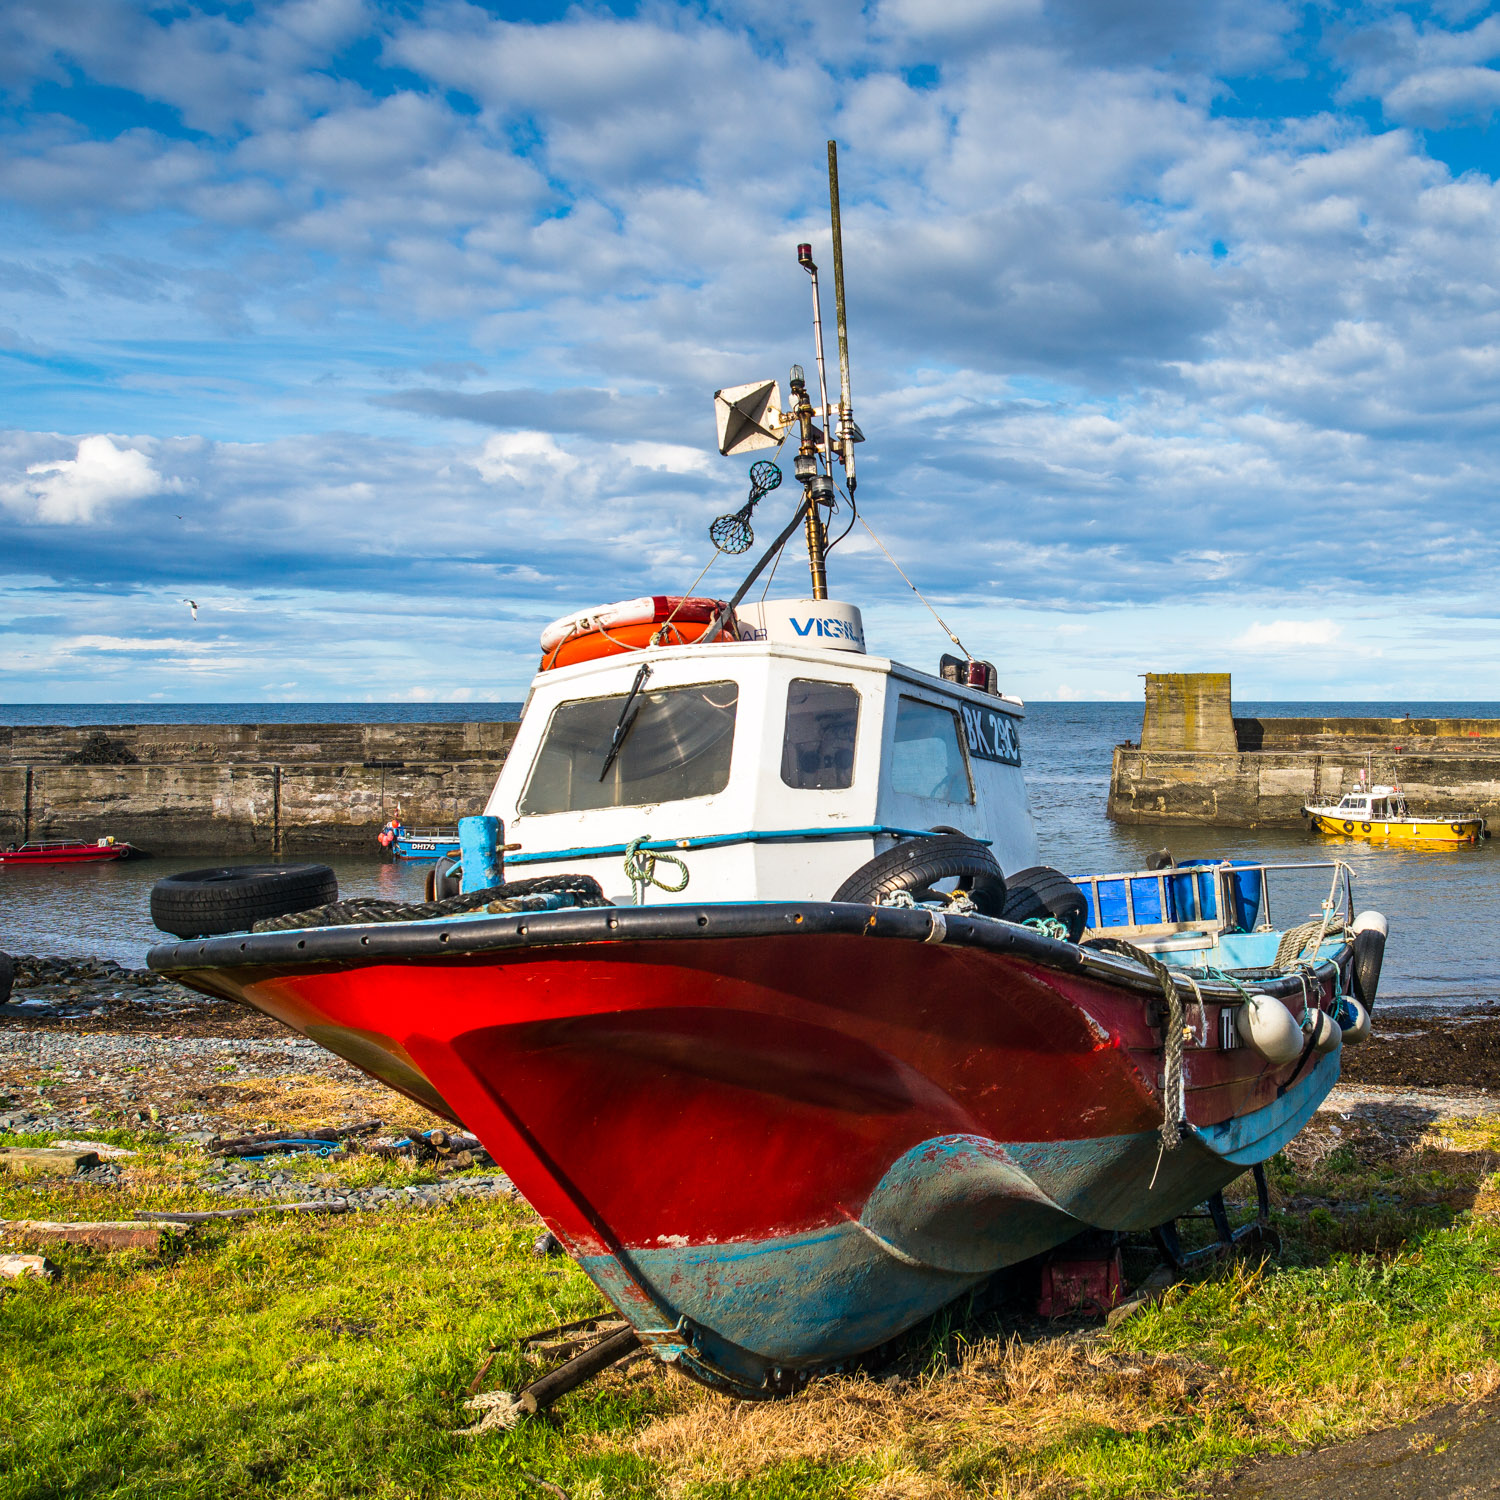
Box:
1303 784 1486 845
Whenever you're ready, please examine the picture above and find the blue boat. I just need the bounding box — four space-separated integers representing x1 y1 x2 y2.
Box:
378 820 460 860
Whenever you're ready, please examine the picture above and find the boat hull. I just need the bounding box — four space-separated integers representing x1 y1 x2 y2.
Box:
0 844 132 865
391 836 460 860
1307 811 1484 844
151 902 1344 1395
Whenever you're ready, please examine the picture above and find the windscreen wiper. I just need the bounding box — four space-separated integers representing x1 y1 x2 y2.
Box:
598 663 652 782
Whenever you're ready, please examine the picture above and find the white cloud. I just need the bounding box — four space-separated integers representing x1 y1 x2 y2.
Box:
1233 620 1343 650
9 3 1500 697
2 436 174 524
1384 64 1500 126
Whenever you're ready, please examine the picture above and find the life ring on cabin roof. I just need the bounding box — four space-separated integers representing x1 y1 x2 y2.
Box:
539 596 740 670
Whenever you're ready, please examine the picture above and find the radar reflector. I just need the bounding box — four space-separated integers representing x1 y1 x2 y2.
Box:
714 379 785 457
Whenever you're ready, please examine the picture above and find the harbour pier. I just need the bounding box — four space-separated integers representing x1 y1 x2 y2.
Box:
0 721 518 854
1108 674 1500 828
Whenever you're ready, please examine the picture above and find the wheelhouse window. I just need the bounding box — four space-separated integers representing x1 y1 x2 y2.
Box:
782 679 859 790
520 680 738 814
890 697 974 803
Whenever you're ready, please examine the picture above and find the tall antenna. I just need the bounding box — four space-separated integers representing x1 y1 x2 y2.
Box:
827 139 856 493
797 243 837 481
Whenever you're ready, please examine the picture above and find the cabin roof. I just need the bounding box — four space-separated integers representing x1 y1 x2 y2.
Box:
524 636 1027 717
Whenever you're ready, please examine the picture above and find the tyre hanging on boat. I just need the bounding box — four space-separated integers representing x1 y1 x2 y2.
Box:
426 854 463 902
998 866 1089 942
150 865 338 938
1350 910 1388 1009
832 832 1006 916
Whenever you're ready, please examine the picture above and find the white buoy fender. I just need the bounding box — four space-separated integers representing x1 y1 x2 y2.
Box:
1350 910 1388 1011
1339 996 1372 1045
1309 1008 1343 1055
1236 992 1304 1065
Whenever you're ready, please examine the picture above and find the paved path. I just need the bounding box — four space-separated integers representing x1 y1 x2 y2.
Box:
1211 1399 1500 1498
1323 1081 1500 1118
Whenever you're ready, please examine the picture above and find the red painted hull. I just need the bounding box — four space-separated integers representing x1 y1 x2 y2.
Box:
0 844 132 865
155 903 1344 1392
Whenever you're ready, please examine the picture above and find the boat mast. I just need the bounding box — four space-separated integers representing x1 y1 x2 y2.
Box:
789 142 857 601
787 362 831 599
827 139 856 495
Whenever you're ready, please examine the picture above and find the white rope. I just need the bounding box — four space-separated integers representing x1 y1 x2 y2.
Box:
456 1390 525 1436
856 515 971 658
652 550 721 644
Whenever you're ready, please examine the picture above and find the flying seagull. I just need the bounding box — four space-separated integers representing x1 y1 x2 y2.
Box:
182 598 198 621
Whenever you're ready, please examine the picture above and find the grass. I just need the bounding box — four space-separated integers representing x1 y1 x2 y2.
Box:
3 1109 1500 1498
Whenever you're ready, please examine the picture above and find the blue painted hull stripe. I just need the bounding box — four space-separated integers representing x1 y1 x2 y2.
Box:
506 824 992 866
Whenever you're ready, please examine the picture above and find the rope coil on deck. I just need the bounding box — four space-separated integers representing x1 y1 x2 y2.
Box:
1273 916 1348 970
250 875 612 932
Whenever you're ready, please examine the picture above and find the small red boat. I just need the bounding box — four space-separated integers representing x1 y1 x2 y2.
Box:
0 837 137 865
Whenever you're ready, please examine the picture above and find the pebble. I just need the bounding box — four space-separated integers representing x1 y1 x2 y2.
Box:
1 954 529 1219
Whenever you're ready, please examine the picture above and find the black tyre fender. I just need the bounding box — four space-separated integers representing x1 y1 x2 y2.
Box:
425 855 463 903
999 865 1089 943
0 951 12 1006
832 833 1006 917
1352 927 1386 1011
151 864 338 938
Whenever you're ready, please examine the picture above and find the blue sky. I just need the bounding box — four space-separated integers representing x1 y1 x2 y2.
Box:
4 0 1500 703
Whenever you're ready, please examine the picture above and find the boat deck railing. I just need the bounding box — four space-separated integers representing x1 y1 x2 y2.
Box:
1073 859 1353 945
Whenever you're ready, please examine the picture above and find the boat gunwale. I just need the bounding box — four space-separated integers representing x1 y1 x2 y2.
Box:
147 899 1347 1007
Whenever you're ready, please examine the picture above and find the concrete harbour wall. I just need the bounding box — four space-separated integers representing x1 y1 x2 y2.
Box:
0 722 519 853
1109 675 1500 828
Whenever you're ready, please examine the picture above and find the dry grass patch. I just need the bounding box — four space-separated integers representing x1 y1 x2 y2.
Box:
207 1072 438 1134
625 1332 1249 1496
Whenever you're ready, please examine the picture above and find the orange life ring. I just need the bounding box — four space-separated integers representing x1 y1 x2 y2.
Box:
542 617 730 670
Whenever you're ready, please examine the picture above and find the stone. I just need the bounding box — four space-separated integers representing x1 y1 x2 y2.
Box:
0 1253 54 1280
0 1147 100 1175
0 1219 186 1251
1105 1267 1178 1328
50 1139 136 1160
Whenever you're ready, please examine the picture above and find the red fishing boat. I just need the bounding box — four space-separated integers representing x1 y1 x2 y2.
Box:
1 837 137 865
150 146 1388 1401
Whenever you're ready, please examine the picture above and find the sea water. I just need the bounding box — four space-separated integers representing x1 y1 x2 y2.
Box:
1 700 1495 1008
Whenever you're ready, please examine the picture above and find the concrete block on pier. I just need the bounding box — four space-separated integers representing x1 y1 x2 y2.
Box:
1110 675 1500 828
1139 673 1236 753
